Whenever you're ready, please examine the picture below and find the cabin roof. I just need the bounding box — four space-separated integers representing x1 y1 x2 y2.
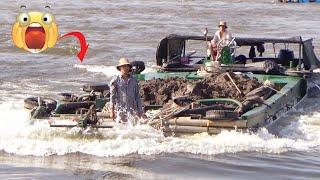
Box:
164 34 303 46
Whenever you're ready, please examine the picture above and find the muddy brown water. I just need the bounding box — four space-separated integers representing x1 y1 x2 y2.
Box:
0 0 320 179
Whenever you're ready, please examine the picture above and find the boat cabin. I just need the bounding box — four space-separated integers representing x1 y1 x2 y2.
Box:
156 34 320 74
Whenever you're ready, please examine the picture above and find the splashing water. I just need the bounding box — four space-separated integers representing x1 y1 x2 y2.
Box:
75 64 120 78
74 64 157 79
0 100 319 157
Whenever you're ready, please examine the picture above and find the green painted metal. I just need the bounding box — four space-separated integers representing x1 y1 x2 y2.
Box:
247 74 302 84
95 98 107 109
197 98 242 108
144 98 242 110
203 59 212 67
31 106 48 119
241 76 306 126
219 47 233 64
55 101 65 113
186 72 205 80
134 72 192 81
134 71 207 81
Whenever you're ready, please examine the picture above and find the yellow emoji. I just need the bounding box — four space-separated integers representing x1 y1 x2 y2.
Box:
12 11 58 53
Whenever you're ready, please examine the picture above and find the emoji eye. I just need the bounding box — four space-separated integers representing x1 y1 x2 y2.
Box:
42 13 54 24
17 12 30 26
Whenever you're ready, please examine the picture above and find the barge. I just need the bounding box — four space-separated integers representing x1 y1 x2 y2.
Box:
25 35 320 135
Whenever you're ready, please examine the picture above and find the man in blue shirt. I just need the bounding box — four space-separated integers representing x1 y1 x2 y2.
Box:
110 58 144 122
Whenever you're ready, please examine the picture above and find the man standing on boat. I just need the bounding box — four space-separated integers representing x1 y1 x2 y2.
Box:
209 21 234 60
109 58 144 123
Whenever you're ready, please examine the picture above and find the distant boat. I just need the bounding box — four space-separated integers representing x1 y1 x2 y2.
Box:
279 0 320 3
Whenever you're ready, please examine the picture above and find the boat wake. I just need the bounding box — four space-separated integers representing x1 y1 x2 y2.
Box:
0 100 319 157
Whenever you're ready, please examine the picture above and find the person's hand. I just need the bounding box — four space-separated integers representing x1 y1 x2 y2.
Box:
207 49 211 57
110 111 115 119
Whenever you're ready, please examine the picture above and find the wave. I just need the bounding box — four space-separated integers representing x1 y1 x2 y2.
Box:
75 64 120 78
74 64 157 79
0 100 319 157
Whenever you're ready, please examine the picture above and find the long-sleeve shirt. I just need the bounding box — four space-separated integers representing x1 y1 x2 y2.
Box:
110 75 143 116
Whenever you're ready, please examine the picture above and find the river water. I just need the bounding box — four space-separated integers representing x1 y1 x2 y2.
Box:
0 0 320 179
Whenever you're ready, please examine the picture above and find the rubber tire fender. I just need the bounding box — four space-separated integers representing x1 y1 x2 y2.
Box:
205 110 239 120
24 97 57 111
131 61 145 74
83 84 109 93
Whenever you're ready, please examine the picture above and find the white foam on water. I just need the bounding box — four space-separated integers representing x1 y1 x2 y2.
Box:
0 101 319 157
75 64 120 78
74 64 157 79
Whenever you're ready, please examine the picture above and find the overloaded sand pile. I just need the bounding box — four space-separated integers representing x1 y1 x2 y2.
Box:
139 72 262 105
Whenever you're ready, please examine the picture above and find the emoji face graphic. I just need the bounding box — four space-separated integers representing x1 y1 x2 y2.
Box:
12 11 58 53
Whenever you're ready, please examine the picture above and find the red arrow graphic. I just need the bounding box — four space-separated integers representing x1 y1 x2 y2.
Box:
60 32 89 62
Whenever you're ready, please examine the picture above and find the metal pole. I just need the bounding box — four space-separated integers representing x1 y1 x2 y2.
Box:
272 43 276 58
183 41 186 57
297 36 302 70
167 40 170 63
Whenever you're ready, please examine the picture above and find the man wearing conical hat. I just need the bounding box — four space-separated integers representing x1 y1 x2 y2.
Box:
209 21 234 60
109 58 144 122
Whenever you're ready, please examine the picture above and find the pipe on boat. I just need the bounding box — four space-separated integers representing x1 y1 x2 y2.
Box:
166 117 247 128
165 125 244 134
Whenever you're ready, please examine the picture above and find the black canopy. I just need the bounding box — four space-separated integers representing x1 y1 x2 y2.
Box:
156 34 320 70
